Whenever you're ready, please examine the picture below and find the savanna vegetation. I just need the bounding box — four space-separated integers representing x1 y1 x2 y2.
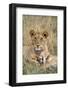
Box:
23 15 57 75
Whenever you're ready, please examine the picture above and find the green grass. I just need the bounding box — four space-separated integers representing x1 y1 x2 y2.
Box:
23 59 57 75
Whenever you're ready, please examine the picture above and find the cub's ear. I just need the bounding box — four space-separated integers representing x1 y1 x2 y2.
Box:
42 31 48 38
30 30 35 37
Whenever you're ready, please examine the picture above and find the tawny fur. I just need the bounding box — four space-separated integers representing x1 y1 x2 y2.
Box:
24 29 57 69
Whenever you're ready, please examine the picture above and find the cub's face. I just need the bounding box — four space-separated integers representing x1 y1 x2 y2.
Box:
30 30 48 55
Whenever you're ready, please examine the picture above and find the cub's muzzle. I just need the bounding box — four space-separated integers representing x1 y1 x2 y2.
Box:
34 47 43 55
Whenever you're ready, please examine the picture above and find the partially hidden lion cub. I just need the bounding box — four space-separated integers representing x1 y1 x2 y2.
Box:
24 29 57 69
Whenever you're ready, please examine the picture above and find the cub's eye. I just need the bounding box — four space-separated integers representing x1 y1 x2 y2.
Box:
30 30 35 37
31 33 34 36
43 34 47 37
43 31 48 38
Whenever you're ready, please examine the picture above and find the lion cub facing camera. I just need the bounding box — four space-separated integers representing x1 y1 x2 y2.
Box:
25 29 57 69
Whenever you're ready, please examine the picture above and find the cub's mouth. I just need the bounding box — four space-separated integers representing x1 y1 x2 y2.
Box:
34 47 43 55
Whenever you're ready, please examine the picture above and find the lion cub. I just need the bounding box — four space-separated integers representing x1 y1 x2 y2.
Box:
25 29 57 68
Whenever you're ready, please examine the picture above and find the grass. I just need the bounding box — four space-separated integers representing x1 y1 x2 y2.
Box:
23 15 57 75
23 58 57 75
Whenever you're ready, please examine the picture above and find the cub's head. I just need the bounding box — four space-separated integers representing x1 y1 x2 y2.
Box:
30 29 48 55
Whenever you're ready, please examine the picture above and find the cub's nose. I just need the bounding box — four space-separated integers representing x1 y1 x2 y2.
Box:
37 44 40 47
